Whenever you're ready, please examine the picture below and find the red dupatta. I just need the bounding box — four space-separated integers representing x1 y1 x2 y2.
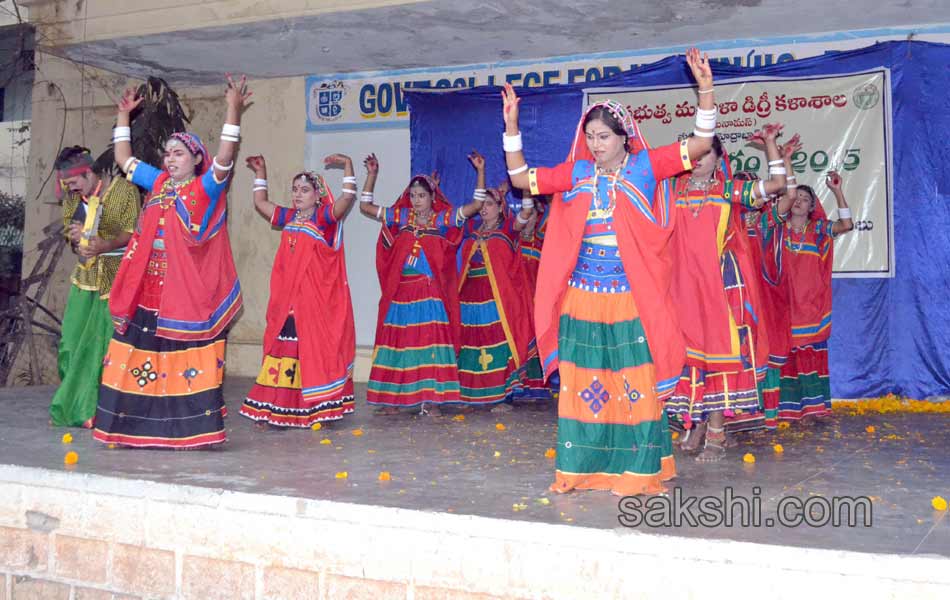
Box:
374 176 463 353
533 105 685 396
459 188 534 367
263 179 355 392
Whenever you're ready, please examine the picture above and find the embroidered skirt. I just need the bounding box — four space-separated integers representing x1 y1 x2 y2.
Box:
93 307 227 449
779 342 831 420
366 272 460 406
241 316 354 427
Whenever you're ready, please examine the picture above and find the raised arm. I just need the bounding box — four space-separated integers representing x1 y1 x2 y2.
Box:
501 84 530 191
358 154 383 220
826 171 854 235
684 48 717 162
113 88 143 173
245 155 277 221
509 183 533 232
323 153 357 220
212 74 252 183
459 150 487 218
775 134 802 215
747 123 788 206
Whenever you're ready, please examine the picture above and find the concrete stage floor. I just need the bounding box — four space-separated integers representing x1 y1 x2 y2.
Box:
2 378 948 558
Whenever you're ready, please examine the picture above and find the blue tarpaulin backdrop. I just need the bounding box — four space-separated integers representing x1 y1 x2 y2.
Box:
406 41 950 400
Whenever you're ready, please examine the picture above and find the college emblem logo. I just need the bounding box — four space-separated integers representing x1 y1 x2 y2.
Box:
310 81 346 122
852 83 880 110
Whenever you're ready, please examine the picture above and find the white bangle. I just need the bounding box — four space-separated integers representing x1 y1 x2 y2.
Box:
113 136 131 143
221 123 241 138
516 213 530 224
376 205 384 220
503 132 523 153
113 127 131 142
342 176 357 184
838 207 852 219
521 197 534 209
360 192 374 203
213 157 234 171
695 115 717 130
507 164 528 176
474 188 486 194
692 129 715 138
769 167 787 175
122 156 137 173
253 178 267 187
697 88 714 95
787 175 797 181
768 159 783 166
253 186 267 192
757 180 767 200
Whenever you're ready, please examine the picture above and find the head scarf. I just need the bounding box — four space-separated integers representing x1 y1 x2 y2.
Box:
166 132 211 176
54 148 95 201
568 100 648 162
292 171 333 205
391 175 451 213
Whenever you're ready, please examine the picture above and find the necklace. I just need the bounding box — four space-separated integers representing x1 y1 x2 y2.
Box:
787 219 809 253
686 174 717 218
592 154 628 219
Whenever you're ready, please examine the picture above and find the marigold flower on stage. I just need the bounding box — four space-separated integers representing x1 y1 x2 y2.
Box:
320 439 332 445
537 497 551 505
310 423 322 431
495 423 506 431
378 471 391 481
544 448 556 459
335 471 348 479
865 425 876 433
493 451 501 458
61 433 73 444
932 496 948 511
777 422 790 430
452 414 465 422
108 444 116 449
64 451 79 465
352 429 364 437
671 431 679 440
773 444 784 454
742 453 756 464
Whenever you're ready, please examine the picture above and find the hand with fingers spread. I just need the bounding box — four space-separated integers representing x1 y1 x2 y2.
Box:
117 87 143 115
780 133 802 159
749 123 784 146
685 47 713 90
225 73 252 111
430 170 441 188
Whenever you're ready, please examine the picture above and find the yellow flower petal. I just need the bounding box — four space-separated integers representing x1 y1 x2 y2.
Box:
777 422 790 430
495 423 506 431
335 471 348 479
865 425 876 433
544 448 556 459
671 431 680 440
537 498 551 505
310 423 322 431
320 439 332 445
107 444 116 450
743 453 756 464
61 433 73 444
773 444 784 454
452 414 465 422
493 451 501 458
932 496 948 511
352 429 364 437
64 451 79 465
378 471 391 481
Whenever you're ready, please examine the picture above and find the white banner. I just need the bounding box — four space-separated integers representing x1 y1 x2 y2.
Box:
586 70 893 278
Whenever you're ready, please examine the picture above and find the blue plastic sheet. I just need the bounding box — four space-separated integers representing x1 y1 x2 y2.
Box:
407 41 950 399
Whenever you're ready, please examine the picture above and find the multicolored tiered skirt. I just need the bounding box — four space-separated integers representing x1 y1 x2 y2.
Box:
779 342 831 420
756 366 782 429
666 250 763 430
241 316 354 427
93 307 227 449
50 286 114 428
552 282 675 497
366 271 460 407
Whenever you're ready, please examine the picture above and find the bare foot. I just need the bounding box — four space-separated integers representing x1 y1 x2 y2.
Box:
695 426 727 462
255 421 270 431
680 423 706 453
421 403 442 417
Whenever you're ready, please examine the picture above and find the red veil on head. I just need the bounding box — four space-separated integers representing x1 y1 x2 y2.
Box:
568 99 651 162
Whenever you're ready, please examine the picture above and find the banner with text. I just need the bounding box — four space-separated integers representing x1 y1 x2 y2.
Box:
587 70 893 277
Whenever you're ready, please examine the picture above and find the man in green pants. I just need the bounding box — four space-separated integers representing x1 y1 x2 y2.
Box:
50 146 140 428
